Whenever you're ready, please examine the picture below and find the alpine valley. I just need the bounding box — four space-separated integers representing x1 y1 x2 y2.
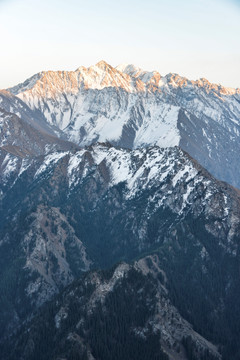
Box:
0 61 240 360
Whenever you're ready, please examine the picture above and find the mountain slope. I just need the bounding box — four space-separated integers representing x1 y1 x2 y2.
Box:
7 61 240 188
0 107 79 157
0 143 240 358
1 258 221 360
0 90 63 138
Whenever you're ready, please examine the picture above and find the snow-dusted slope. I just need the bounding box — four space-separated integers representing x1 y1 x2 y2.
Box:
1 142 240 312
1 143 239 229
1 142 240 357
7 61 181 147
8 61 240 140
0 90 62 137
0 107 79 157
7 61 240 187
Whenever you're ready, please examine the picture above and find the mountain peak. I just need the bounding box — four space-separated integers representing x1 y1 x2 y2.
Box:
116 63 143 76
94 60 112 70
75 65 87 72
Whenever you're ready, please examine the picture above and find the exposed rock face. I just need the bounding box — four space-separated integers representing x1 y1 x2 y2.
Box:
7 61 240 187
22 205 91 307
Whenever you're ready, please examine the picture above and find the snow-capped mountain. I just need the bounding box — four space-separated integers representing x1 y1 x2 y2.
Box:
1 62 240 359
7 61 240 188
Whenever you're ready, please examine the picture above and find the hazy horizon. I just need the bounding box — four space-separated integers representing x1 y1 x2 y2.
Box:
1 0 240 89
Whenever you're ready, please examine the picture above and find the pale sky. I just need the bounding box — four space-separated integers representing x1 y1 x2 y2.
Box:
0 0 240 88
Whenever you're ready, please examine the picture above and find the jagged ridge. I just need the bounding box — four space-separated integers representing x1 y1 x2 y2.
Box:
6 61 240 188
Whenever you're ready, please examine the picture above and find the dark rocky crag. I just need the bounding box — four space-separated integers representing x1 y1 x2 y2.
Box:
0 143 240 359
1 257 222 360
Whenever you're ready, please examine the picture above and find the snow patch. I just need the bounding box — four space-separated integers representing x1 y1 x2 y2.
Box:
35 152 68 178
